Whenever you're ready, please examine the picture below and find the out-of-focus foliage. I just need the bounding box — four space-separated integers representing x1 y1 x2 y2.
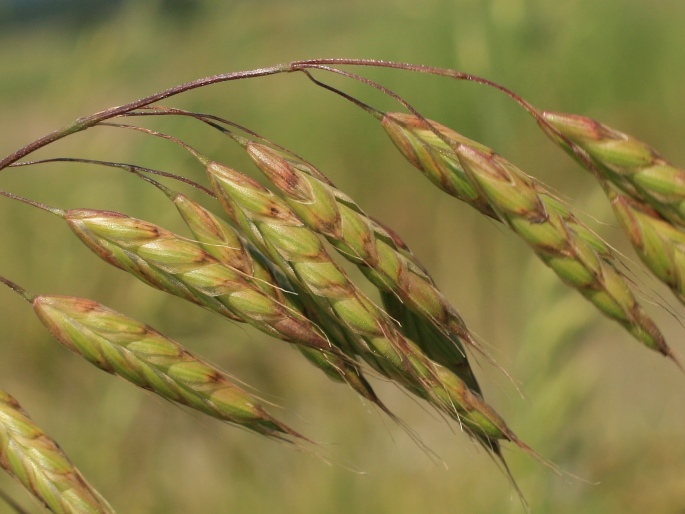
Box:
1 1 684 512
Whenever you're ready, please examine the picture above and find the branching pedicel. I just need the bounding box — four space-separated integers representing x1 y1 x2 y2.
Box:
0 59 683 513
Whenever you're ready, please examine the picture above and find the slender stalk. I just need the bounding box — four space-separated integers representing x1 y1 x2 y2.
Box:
0 66 288 171
288 58 535 110
1 58 598 180
289 61 611 187
0 275 35 302
10 158 215 196
0 489 30 514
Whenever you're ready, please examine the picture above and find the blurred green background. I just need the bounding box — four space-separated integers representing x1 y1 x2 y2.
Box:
1 0 685 512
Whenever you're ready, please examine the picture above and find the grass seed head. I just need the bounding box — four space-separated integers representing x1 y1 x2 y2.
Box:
32 295 306 442
204 158 525 448
610 189 685 308
63 209 342 357
542 111 685 228
64 206 392 413
0 388 116 514
241 139 487 383
454 143 675 360
380 110 674 360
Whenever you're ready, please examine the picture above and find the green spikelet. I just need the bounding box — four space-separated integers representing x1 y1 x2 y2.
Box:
241 141 483 388
380 110 675 362
0 388 116 514
381 111 496 218
32 295 306 442
63 209 341 357
541 111 685 229
455 143 675 360
610 188 685 307
204 158 524 445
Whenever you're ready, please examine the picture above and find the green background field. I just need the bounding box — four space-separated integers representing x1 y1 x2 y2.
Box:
1 1 684 512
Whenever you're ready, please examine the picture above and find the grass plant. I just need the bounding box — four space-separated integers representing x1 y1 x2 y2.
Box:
0 59 683 513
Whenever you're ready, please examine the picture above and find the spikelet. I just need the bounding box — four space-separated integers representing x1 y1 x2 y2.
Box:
63 209 340 357
455 143 675 360
541 111 685 229
381 111 675 362
609 187 685 306
0 388 116 513
30 295 307 442
203 157 525 446
241 140 483 388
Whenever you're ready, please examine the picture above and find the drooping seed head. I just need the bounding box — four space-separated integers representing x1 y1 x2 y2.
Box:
204 158 527 448
63 208 342 356
89 127 527 452
239 140 488 383
0 388 116 513
541 111 685 228
454 142 675 360
63 206 395 412
32 295 306 442
380 109 677 361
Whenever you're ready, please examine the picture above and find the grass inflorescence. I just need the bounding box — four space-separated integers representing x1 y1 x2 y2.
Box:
0 58 683 512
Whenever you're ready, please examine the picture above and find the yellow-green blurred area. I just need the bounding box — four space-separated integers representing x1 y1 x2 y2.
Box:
1 0 685 512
